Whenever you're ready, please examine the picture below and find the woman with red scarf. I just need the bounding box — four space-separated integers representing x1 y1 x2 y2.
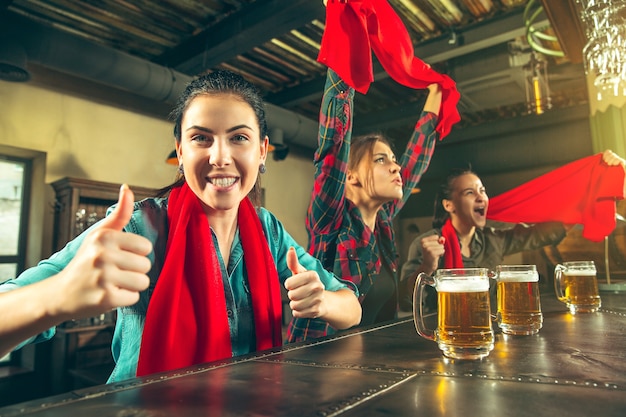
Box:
400 150 626 311
0 70 361 381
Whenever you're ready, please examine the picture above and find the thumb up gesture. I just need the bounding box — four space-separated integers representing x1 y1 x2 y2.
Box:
51 184 152 320
284 247 327 320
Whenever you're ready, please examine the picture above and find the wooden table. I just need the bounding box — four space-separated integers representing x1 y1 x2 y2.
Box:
1 292 625 417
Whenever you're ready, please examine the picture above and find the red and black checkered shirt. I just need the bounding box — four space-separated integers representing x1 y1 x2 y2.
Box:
287 69 438 342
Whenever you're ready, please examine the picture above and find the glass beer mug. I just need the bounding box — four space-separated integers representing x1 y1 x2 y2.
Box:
554 261 601 314
413 268 494 360
494 265 543 335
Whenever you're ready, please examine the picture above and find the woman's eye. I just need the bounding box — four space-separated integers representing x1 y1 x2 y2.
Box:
191 134 210 143
232 134 249 142
375 157 385 164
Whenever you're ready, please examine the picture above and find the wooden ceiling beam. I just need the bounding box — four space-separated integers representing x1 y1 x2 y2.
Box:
158 0 324 75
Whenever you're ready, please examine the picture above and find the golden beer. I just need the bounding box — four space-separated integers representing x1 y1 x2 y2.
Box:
561 272 601 312
495 265 542 335
555 261 601 314
414 268 494 360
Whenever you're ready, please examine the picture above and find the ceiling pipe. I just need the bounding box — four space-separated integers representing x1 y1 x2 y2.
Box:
2 14 318 149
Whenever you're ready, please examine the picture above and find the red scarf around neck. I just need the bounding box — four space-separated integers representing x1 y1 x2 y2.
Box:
136 183 282 377
441 218 463 269
318 0 461 138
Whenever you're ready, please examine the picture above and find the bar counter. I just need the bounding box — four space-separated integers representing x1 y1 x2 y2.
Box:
1 292 625 416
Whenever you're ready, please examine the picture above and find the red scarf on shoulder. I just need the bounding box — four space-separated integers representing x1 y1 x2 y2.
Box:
319 0 461 138
136 183 282 376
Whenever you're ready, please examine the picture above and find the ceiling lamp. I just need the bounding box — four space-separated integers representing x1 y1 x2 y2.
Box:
580 0 626 99
524 52 552 115
522 0 560 115
0 40 31 82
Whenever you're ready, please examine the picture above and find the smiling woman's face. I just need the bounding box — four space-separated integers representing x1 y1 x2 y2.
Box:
176 93 267 214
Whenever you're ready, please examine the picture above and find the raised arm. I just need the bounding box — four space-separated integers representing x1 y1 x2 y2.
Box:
307 69 355 235
423 82 443 115
391 83 441 217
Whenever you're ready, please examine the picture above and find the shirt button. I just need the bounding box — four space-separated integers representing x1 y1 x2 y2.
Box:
227 310 233 317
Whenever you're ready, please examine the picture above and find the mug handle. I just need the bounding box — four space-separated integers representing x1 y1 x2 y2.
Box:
413 272 435 341
488 269 498 322
554 264 566 303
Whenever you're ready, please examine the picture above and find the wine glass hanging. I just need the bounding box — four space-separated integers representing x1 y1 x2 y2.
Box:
580 0 626 99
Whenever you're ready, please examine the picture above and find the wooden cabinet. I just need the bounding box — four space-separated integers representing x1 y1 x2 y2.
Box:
50 324 116 393
49 177 158 393
51 177 158 252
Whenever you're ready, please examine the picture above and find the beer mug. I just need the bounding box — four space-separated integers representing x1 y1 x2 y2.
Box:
413 268 494 360
554 261 601 314
494 265 543 335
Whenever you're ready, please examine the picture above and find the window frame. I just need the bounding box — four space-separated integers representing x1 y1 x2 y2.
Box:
0 155 32 279
0 145 47 374
0 155 32 367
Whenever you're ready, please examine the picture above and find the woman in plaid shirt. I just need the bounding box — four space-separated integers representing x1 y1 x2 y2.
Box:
287 68 442 342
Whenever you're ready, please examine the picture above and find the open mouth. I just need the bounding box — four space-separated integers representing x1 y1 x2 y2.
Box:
474 207 486 216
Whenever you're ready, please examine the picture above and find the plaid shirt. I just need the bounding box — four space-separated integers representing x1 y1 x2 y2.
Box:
287 69 438 342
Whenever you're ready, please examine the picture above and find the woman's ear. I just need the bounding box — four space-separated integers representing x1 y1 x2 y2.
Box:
260 135 269 162
442 198 454 214
346 169 361 186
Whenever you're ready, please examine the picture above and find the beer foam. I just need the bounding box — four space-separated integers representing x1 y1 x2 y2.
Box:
498 272 539 282
438 279 489 292
562 270 596 276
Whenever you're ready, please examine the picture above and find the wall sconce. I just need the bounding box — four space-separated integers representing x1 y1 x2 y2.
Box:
523 52 551 115
165 150 178 165
0 40 31 82
269 128 289 161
